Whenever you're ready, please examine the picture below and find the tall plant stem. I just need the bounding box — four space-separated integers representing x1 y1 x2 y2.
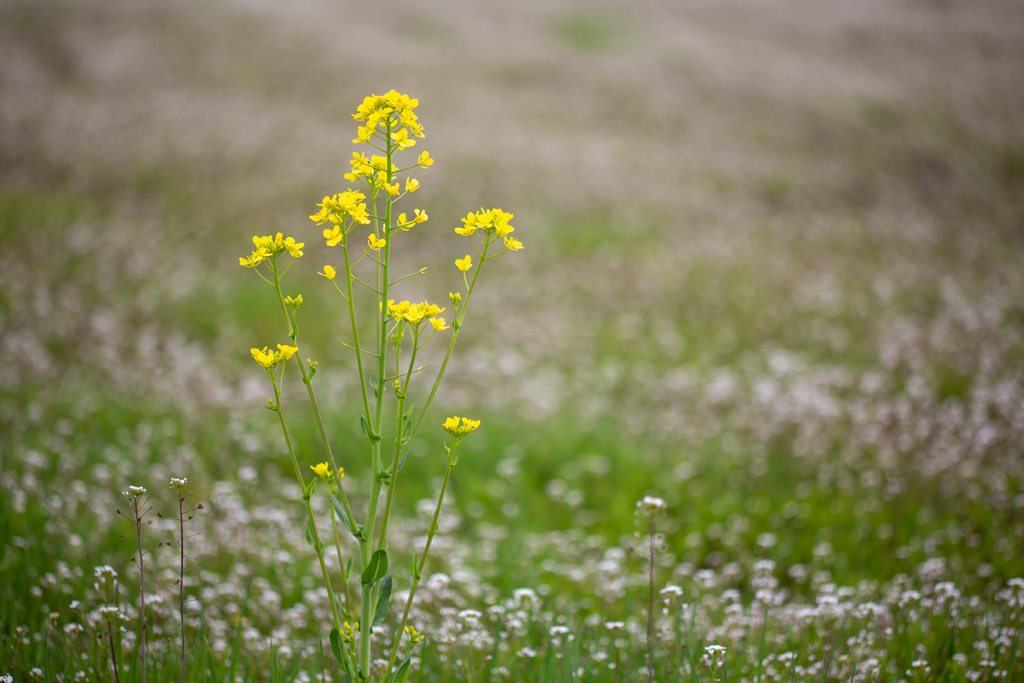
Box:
359 120 396 676
647 515 656 683
272 262 359 535
271 378 343 632
107 620 121 683
133 503 147 683
377 335 419 552
178 495 187 683
383 458 455 681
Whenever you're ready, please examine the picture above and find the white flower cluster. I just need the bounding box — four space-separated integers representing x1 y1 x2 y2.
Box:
123 485 147 498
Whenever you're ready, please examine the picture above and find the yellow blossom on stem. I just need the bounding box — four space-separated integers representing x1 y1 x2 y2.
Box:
384 182 401 197
319 265 337 280
251 347 276 368
277 344 298 360
442 416 481 438
455 255 472 272
239 250 267 268
367 234 386 251
504 236 524 251
418 151 433 167
430 317 449 331
413 209 428 224
323 226 343 247
405 178 419 193
311 190 371 229
387 300 445 325
311 462 331 479
391 128 415 150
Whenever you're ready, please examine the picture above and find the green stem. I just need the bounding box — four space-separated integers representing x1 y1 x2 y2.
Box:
271 375 342 631
342 234 373 422
383 457 456 681
401 238 492 459
359 117 396 676
377 330 420 552
271 257 361 544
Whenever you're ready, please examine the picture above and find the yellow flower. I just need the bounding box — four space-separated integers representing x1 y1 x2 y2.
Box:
387 300 444 325
384 182 401 197
442 416 481 438
405 178 420 193
367 234 386 251
491 209 515 237
251 347 276 368
319 265 337 280
239 250 265 268
284 237 304 258
310 462 331 479
311 190 371 230
413 209 428 224
276 344 298 360
455 211 478 237
455 255 472 272
430 317 449 331
456 208 515 238
418 151 433 168
352 125 375 144
323 226 343 247
504 236 524 251
391 128 416 150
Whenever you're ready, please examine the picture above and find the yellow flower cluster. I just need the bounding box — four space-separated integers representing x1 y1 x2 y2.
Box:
404 625 426 646
352 90 424 148
344 152 399 184
386 300 448 330
392 209 428 232
239 233 305 268
311 190 372 245
251 344 298 369
310 462 344 481
442 416 481 438
455 208 523 251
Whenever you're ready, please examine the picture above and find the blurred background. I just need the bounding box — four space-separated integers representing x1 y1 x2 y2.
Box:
2 0 1024 672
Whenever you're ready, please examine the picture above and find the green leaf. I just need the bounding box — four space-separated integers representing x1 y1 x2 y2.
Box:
329 628 357 680
361 549 389 586
372 574 392 628
305 517 315 547
385 653 413 683
359 415 368 435
303 476 318 500
403 403 415 420
331 494 363 540
409 553 421 582
401 420 412 443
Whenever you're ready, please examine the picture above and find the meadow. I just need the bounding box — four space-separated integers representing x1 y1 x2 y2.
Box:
2 0 1024 681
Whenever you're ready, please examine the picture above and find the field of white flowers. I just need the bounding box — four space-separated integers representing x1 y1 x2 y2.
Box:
2 0 1023 681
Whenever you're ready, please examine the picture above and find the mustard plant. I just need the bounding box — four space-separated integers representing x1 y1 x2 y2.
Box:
238 90 522 682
